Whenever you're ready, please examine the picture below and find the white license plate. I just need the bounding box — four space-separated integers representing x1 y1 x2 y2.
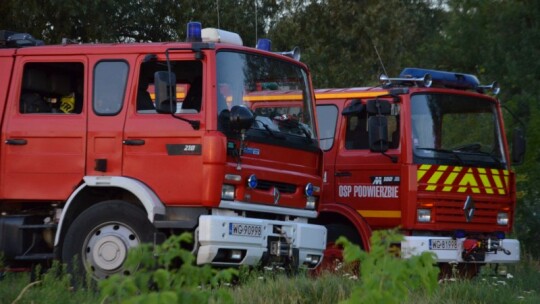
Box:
229 223 262 237
429 239 458 250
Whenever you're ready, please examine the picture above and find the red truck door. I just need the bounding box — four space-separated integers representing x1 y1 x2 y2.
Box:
333 98 402 229
0 57 87 199
121 55 208 205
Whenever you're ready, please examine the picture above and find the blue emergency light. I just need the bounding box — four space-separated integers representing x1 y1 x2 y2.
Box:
247 174 258 189
186 22 202 42
395 68 499 94
256 38 272 51
400 68 479 90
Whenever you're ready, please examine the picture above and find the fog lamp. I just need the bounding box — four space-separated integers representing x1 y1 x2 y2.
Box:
305 196 317 210
417 209 431 223
221 184 235 200
497 212 509 225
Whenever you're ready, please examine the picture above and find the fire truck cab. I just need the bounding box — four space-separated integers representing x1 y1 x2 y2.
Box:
0 24 326 280
314 68 525 272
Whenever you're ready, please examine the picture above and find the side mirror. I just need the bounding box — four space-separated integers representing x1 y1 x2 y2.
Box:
342 99 365 116
512 128 526 165
154 71 177 114
366 99 391 115
368 116 389 152
229 105 254 132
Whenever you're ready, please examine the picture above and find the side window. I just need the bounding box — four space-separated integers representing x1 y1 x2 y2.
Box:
137 60 202 113
94 61 128 115
316 105 338 151
345 102 400 150
20 62 84 114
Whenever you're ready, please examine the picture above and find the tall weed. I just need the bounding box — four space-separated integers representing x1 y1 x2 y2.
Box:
99 232 237 303
338 229 439 304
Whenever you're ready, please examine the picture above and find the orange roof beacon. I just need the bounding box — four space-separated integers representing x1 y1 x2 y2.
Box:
0 24 326 280
313 68 525 275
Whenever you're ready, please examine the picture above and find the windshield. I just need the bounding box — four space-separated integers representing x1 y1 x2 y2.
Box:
216 51 318 148
411 93 506 169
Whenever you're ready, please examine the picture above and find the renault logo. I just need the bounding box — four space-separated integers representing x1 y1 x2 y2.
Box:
273 187 280 205
463 195 475 222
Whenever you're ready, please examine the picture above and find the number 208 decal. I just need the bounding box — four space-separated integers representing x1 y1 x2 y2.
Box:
166 144 202 155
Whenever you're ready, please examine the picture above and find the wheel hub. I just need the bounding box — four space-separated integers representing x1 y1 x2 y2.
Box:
85 223 140 279
92 235 127 271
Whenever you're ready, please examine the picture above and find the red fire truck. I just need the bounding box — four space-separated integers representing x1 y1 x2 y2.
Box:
313 68 525 274
0 23 326 280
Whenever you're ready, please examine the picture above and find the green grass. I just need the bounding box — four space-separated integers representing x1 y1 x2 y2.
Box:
2 234 539 304
1 258 539 304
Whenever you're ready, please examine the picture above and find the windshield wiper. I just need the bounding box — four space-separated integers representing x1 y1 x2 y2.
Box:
415 147 464 165
296 123 313 143
254 119 286 139
454 150 504 166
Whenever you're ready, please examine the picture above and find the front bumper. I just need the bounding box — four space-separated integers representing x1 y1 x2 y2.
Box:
197 215 327 269
401 236 520 263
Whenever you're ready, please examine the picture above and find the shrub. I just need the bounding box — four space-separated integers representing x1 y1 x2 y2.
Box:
99 232 237 303
338 229 439 304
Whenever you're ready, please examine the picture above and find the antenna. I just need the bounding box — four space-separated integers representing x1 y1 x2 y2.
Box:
216 0 220 28
372 42 388 77
255 0 258 46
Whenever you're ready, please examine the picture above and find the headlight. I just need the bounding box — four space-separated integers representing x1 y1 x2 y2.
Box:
221 184 235 200
417 209 431 223
497 212 509 225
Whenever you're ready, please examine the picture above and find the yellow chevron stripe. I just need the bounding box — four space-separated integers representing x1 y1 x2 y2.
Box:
491 169 506 195
417 164 431 181
478 168 494 194
458 168 480 193
442 167 461 191
426 167 445 191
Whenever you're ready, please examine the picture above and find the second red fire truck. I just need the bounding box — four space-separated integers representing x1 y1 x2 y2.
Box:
313 68 525 274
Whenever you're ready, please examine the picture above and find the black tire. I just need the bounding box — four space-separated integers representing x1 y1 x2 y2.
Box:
316 223 362 274
62 200 155 281
326 223 361 247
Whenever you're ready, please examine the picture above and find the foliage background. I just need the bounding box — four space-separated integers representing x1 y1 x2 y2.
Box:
1 0 538 255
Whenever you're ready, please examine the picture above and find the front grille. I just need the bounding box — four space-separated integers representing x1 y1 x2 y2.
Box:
256 180 297 194
433 200 497 224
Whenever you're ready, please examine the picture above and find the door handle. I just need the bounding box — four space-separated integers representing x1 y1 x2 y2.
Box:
5 139 27 145
335 171 352 177
123 139 145 146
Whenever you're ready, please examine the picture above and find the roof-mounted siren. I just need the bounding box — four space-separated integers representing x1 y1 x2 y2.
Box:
379 72 432 88
477 81 500 95
256 38 301 61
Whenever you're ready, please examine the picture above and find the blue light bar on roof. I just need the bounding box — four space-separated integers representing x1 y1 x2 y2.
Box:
400 68 480 90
